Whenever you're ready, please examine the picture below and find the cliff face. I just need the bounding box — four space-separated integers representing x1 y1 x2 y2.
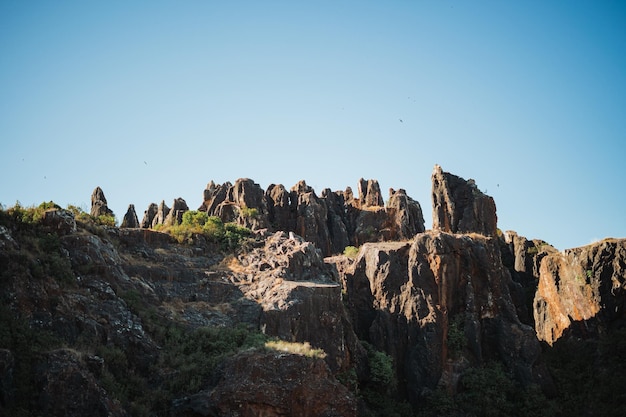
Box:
2 165 624 416
534 238 626 345
338 231 542 404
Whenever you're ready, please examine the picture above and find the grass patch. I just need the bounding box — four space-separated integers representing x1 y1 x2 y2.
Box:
264 340 327 359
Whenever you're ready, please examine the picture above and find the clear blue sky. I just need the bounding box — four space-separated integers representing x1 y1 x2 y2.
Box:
1 1 624 250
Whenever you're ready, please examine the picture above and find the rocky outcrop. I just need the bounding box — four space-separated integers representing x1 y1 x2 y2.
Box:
358 178 384 208
152 200 170 227
501 231 557 325
195 178 425 256
338 231 542 404
42 208 77 235
35 349 127 417
236 232 364 372
432 164 497 236
533 238 626 345
140 203 158 229
173 351 357 417
120 204 139 228
90 187 114 218
164 198 189 226
386 188 426 240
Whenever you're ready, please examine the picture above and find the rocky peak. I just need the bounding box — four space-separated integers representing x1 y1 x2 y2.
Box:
431 164 497 236
120 204 139 228
164 198 189 226
357 178 384 208
90 186 114 218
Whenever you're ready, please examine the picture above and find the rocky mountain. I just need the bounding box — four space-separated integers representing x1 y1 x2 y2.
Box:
0 166 624 417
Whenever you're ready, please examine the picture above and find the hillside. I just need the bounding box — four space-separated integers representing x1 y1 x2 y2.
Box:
0 165 624 417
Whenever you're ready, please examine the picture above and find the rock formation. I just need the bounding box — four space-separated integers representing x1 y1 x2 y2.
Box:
193 177 425 256
337 231 543 405
152 200 170 228
164 198 189 226
172 351 358 417
42 208 77 235
534 238 626 345
140 203 157 229
432 164 497 236
236 231 365 372
90 186 114 218
120 204 139 228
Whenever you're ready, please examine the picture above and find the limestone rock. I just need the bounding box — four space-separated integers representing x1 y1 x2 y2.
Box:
120 204 139 228
533 238 626 345
431 164 497 236
90 187 114 218
173 351 357 417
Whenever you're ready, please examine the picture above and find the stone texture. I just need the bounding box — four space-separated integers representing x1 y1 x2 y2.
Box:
386 188 425 240
90 187 114 218
172 351 358 417
337 231 542 405
42 209 77 235
236 231 364 372
533 238 626 345
431 164 497 236
120 204 140 228
140 203 158 229
152 200 170 228
35 349 127 417
164 198 189 226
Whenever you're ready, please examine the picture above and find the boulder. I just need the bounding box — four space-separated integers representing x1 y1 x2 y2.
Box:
431 164 497 236
120 204 139 228
90 187 114 218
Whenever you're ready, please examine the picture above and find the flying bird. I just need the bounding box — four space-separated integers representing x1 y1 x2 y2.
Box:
399 119 403 123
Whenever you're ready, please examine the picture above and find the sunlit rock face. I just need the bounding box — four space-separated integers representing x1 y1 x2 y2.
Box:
431 164 497 237
337 231 542 405
533 238 626 345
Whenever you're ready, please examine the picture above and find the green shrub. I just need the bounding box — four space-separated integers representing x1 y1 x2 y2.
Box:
447 314 466 356
239 206 259 218
343 245 359 259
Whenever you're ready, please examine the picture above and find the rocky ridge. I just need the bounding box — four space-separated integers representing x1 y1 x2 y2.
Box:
0 165 624 416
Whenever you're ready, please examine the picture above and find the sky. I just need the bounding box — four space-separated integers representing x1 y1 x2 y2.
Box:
1 1 624 251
